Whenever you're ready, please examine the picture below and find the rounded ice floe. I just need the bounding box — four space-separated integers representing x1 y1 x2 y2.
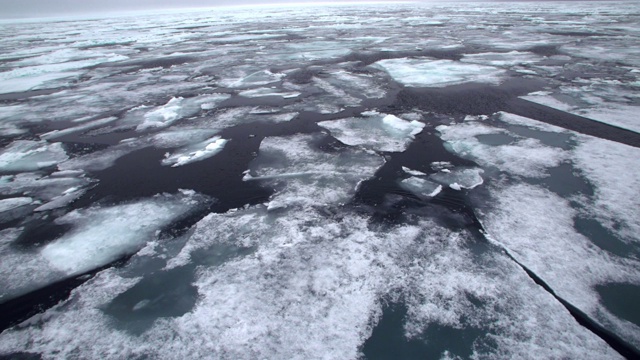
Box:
0 140 68 172
244 133 385 209
318 113 424 152
372 58 506 87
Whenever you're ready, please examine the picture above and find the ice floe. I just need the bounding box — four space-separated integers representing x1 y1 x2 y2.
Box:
0 191 207 302
244 133 384 209
318 112 424 152
372 58 505 87
429 167 484 190
0 197 33 213
0 206 619 359
461 51 542 67
0 141 68 172
399 177 442 199
437 120 569 178
161 136 228 167
238 87 300 99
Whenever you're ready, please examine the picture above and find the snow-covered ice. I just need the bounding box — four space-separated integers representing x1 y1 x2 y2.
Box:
162 136 228 167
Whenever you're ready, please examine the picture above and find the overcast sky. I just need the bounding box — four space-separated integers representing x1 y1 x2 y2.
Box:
0 0 404 18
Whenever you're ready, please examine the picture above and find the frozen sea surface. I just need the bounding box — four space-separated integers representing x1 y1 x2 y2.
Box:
0 2 639 359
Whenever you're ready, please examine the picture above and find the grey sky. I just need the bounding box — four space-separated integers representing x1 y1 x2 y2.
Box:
0 0 400 18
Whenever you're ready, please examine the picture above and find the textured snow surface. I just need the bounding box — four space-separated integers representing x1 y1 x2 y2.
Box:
0 2 639 358
0 207 619 359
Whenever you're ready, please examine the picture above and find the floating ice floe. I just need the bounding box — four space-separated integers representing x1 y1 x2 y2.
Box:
0 171 94 212
162 136 228 167
0 197 33 213
521 91 640 133
460 51 542 67
402 166 426 176
0 140 68 172
238 87 300 98
228 70 285 88
0 206 620 359
0 55 128 94
372 58 506 87
40 116 118 140
244 133 384 209
318 112 424 152
429 167 484 190
0 191 207 302
481 183 640 352
437 120 569 178
399 177 442 199
134 94 230 131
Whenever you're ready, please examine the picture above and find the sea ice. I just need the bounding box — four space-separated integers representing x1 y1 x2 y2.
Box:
399 177 443 199
41 192 204 275
0 140 68 172
161 136 228 167
437 121 569 178
372 58 505 87
238 87 300 98
461 51 542 67
244 133 384 209
0 191 207 302
429 167 484 189
318 113 424 152
0 197 33 213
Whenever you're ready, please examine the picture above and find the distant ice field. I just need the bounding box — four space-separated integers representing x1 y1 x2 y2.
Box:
0 2 639 359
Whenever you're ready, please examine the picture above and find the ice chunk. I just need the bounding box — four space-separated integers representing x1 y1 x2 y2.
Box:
0 197 33 213
0 172 92 203
33 187 88 212
245 134 384 209
149 128 221 148
40 117 118 140
429 167 484 189
0 140 68 172
461 51 542 67
41 192 204 276
318 113 424 152
437 122 569 178
238 87 300 98
399 177 442 198
372 58 505 87
402 166 426 176
161 136 228 167
229 70 284 88
120 94 230 132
